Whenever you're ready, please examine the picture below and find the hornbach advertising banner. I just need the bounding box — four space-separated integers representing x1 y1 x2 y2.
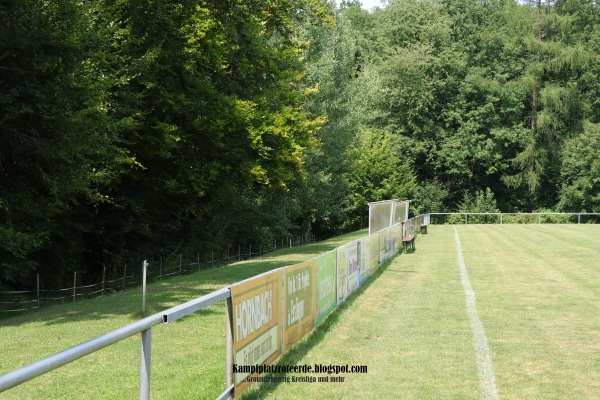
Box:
231 270 282 395
283 260 316 350
314 250 337 326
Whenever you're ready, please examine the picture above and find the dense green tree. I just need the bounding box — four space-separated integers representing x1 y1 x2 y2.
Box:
2 0 599 291
501 0 592 202
0 0 328 289
343 128 415 229
347 0 597 212
80 0 328 276
557 123 600 212
412 180 449 215
300 6 373 237
0 0 130 287
457 187 500 223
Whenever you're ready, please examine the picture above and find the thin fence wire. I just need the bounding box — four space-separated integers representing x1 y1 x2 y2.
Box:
0 235 316 314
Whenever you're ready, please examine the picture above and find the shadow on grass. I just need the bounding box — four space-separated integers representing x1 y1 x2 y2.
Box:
238 253 400 400
0 285 226 328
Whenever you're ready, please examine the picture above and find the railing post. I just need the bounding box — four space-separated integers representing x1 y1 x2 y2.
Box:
159 256 162 282
500 213 503 224
578 214 581 224
142 260 148 318
102 266 106 296
139 327 152 400
225 295 234 389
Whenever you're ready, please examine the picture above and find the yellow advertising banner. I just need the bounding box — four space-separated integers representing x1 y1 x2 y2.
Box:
283 260 316 350
230 270 282 396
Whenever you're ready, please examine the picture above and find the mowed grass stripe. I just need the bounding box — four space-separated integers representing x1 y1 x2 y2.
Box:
518 225 600 294
240 225 480 400
481 225 599 296
455 225 600 400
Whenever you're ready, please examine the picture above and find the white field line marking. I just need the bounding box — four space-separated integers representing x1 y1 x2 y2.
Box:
453 226 500 400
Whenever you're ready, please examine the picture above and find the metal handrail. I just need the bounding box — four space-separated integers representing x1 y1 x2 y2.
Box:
0 286 233 399
0 313 163 393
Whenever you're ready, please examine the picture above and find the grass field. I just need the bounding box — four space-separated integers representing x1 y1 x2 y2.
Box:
239 225 600 400
1 225 599 399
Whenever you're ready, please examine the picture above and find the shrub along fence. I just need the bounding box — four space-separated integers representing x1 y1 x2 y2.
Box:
0 216 425 399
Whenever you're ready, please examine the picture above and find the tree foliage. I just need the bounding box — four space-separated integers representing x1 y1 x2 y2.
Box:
344 0 598 211
0 0 327 289
1 0 599 290
558 123 600 212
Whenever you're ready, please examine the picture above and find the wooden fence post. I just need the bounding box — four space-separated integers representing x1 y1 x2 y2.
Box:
73 272 77 303
101 266 106 296
36 273 40 309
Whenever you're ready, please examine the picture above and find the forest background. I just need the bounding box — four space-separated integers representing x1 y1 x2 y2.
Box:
1 0 598 290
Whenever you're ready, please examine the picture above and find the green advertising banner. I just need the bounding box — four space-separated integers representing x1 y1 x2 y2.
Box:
358 238 370 286
314 250 337 326
283 260 316 351
336 245 348 305
370 232 380 274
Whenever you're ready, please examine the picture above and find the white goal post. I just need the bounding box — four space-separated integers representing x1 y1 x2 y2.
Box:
368 199 410 235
